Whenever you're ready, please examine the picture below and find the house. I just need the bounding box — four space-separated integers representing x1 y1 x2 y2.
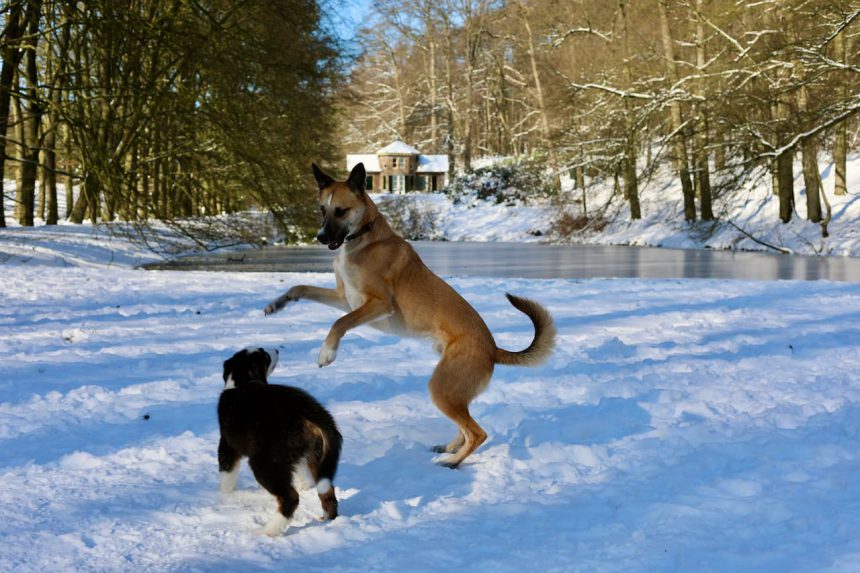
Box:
346 140 449 194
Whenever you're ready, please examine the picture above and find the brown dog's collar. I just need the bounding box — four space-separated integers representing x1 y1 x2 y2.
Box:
346 219 376 242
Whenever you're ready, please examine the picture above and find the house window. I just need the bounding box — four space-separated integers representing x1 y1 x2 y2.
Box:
392 175 406 194
365 175 373 190
416 176 427 191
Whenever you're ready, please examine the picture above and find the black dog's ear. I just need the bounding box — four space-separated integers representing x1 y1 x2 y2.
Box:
312 163 335 191
222 355 239 386
346 162 366 195
223 349 251 387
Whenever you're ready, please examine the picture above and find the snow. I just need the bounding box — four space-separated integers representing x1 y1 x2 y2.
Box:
346 152 448 174
0 222 206 268
376 140 421 155
346 154 380 173
2 229 860 571
559 152 860 257
7 152 860 257
416 154 449 173
365 153 860 256
371 192 548 242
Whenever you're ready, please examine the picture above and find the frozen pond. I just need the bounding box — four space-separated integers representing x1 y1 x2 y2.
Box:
143 241 860 282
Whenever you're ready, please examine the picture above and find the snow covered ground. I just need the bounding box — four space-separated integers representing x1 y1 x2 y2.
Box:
2 230 860 572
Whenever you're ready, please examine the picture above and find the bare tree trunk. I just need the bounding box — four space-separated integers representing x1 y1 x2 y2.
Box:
800 139 822 223
833 29 848 196
43 3 71 225
18 0 44 227
463 62 473 172
819 181 831 238
442 11 456 178
38 147 46 220
515 0 559 184
63 123 74 218
387 42 408 139
461 0 481 172
693 0 713 220
773 7 794 223
428 23 437 151
657 0 695 221
68 185 89 223
0 0 25 228
797 82 822 223
619 0 640 219
623 143 640 219
776 151 794 223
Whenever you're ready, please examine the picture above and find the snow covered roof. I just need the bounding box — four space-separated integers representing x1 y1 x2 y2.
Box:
417 154 449 173
346 154 380 173
347 152 448 174
376 140 421 155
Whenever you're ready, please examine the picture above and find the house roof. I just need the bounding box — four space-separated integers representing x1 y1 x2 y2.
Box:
346 154 379 172
346 153 449 174
376 140 421 155
417 154 449 173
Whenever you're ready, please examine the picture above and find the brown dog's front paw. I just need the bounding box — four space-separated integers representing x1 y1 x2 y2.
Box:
263 297 291 316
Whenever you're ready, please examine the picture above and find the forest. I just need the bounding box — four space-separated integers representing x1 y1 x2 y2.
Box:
0 0 858 239
0 0 343 240
344 0 858 232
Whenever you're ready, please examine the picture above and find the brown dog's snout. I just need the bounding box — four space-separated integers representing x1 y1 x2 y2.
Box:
317 222 347 250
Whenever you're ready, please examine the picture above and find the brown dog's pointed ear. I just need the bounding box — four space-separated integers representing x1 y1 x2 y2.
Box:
346 162 366 195
312 163 335 191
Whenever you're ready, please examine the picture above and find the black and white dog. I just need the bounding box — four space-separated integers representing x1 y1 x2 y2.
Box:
218 347 342 536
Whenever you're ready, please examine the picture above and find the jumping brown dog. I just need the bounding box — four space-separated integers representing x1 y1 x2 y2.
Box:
264 162 556 468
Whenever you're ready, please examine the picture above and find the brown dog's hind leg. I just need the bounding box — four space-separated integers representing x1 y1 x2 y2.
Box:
427 352 491 468
431 430 464 454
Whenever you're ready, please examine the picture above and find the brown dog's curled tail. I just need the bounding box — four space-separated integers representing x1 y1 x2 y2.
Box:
494 293 556 367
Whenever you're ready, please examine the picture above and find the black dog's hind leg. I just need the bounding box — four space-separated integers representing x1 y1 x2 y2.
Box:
249 456 300 536
218 438 242 493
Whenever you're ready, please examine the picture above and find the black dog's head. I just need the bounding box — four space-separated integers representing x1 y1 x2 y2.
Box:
222 347 279 389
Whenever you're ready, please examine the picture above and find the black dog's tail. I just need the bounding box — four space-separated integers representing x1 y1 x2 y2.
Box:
305 404 343 519
305 412 342 519
314 417 342 486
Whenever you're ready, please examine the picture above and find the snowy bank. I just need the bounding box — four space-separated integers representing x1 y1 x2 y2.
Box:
4 152 860 258
562 153 860 257
378 153 860 257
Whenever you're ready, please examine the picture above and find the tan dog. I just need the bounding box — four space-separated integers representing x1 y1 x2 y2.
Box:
264 163 556 468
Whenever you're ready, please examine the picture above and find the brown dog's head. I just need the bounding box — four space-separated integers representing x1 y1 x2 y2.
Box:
312 162 375 251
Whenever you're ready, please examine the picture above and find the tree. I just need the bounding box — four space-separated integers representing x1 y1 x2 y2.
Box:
0 0 25 228
657 0 695 221
0 0 343 240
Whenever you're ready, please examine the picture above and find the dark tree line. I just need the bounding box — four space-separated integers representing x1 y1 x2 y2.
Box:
0 0 343 240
